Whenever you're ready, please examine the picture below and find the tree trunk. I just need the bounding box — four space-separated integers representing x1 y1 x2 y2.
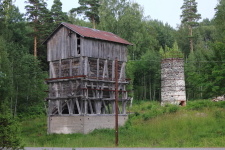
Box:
149 74 152 101
34 33 37 58
14 85 18 117
153 89 156 101
189 25 193 53
92 17 96 29
34 5 38 58
144 74 146 99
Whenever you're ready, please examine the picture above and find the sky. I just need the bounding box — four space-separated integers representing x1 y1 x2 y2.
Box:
14 0 218 29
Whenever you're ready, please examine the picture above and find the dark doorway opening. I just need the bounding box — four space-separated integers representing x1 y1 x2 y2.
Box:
179 101 186 106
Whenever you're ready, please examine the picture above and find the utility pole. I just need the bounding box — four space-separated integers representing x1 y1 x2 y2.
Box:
115 57 119 147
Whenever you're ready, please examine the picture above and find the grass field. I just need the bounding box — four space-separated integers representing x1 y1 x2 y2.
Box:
20 100 225 147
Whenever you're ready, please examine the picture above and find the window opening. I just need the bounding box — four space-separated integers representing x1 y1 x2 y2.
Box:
77 34 81 54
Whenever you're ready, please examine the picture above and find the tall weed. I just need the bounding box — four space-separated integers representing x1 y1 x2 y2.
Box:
20 99 225 147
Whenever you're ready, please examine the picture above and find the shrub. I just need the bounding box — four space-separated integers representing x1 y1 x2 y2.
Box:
0 101 23 150
142 108 163 121
168 105 179 113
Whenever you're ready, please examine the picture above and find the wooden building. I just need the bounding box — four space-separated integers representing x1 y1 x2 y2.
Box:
43 22 132 134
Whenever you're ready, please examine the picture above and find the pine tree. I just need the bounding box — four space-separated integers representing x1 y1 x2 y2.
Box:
25 0 49 58
180 0 201 53
214 0 225 41
70 0 100 29
51 0 69 25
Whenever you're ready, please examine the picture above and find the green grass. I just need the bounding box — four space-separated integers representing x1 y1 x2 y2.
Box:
20 100 225 147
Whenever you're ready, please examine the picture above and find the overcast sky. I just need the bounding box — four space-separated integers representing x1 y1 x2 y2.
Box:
14 0 218 29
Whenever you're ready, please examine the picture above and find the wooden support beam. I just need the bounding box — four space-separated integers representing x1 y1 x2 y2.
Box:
107 102 111 114
49 62 56 78
88 99 94 114
57 100 62 115
84 99 88 114
87 59 91 77
46 95 83 100
84 57 88 76
97 58 99 79
59 59 62 77
96 100 102 114
122 100 128 114
111 101 115 114
75 98 81 114
119 62 126 80
102 99 106 114
67 99 75 114
80 98 84 114
91 82 96 98
69 59 72 76
48 100 52 115
45 75 86 82
79 57 83 75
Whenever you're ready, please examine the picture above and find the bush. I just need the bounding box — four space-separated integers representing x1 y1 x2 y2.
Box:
168 105 179 113
0 101 23 150
215 101 225 108
142 107 163 121
186 100 215 110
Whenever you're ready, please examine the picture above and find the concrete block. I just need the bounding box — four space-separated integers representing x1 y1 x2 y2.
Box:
48 115 128 134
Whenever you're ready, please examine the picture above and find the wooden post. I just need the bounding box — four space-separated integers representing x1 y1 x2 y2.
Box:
115 57 119 146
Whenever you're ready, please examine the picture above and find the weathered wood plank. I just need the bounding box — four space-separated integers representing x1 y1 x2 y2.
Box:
80 37 84 56
84 57 88 76
71 33 76 57
119 62 125 80
97 58 99 79
75 98 81 114
88 99 94 114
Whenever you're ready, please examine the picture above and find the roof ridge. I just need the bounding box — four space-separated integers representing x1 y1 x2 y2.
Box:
42 22 132 45
62 22 115 34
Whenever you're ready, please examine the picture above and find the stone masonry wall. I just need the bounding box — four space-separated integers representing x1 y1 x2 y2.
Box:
161 58 186 106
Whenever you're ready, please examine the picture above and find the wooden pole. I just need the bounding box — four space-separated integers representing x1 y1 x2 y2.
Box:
115 57 119 147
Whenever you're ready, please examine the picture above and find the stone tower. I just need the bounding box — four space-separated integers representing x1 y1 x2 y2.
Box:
161 58 186 106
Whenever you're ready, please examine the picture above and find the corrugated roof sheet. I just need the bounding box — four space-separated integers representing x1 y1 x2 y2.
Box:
42 22 132 45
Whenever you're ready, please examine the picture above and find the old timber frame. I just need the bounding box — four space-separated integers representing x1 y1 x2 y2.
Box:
43 22 132 134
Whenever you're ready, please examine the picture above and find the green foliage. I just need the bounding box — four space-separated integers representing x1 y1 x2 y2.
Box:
150 20 175 49
19 100 225 147
180 0 201 27
2 1 225 141
132 50 161 100
0 5 48 118
70 0 100 28
68 13 92 27
25 0 53 69
160 41 184 59
175 23 190 56
99 0 159 59
51 0 70 25
180 0 201 53
184 40 225 99
0 101 23 149
167 104 180 113
214 0 225 41
0 36 13 100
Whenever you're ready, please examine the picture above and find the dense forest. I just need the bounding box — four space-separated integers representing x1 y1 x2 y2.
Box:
0 0 225 118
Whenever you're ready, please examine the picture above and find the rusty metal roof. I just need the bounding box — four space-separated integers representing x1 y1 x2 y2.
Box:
42 22 132 45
